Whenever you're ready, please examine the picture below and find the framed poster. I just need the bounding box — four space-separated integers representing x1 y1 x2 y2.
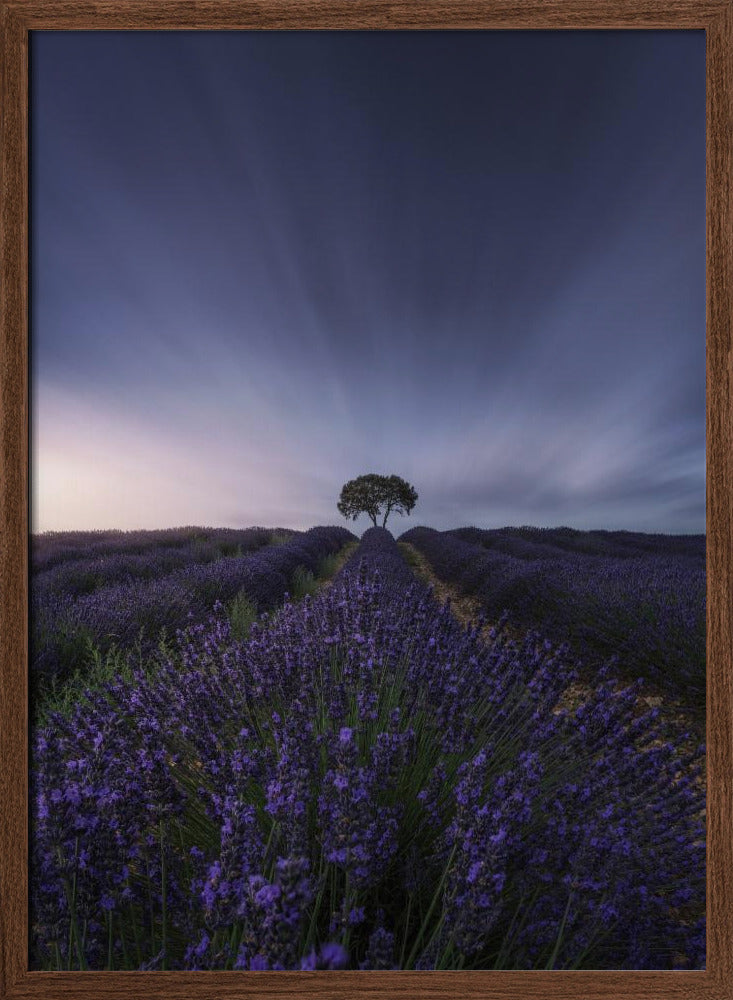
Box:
1 2 731 999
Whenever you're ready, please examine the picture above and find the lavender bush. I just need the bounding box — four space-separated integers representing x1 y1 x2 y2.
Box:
31 529 705 970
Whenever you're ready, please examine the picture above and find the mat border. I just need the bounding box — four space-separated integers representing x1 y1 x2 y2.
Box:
2 3 731 998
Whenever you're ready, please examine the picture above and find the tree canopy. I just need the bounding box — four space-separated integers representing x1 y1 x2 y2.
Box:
337 474 418 529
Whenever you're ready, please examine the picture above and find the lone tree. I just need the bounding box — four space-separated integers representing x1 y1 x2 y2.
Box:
337 474 418 529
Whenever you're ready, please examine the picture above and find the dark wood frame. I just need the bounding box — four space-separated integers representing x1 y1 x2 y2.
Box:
1 2 730 997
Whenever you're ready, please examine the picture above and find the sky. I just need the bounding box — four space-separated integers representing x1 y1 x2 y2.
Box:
31 30 705 535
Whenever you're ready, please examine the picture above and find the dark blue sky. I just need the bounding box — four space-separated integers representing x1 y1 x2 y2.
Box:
31 30 705 533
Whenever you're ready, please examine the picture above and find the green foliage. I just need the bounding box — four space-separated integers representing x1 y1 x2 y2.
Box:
397 542 422 571
270 531 292 547
291 565 319 600
227 589 258 641
35 643 131 724
337 473 418 528
316 551 344 579
31 622 97 711
215 541 243 558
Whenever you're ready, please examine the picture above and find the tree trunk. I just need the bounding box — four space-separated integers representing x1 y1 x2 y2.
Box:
369 513 377 527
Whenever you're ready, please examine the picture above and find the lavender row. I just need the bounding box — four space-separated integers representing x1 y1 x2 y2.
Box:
333 523 418 592
400 526 705 708
32 526 354 690
450 525 705 561
31 525 297 574
31 528 705 970
32 529 274 605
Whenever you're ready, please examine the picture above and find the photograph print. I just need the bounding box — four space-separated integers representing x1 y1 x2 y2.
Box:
30 29 706 971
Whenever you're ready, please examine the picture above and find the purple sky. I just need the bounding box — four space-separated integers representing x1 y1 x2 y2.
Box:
31 30 705 534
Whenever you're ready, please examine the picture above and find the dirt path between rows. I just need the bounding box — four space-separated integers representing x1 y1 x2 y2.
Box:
398 541 489 629
399 541 598 712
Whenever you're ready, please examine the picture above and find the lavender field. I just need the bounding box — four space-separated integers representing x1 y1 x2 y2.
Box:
29 523 706 971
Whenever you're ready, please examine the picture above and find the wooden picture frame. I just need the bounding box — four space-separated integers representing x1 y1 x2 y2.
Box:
1 2 730 997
